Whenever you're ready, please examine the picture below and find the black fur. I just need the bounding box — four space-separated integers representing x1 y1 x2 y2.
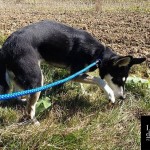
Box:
0 20 105 92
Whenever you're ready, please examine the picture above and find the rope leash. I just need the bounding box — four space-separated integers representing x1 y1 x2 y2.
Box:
0 60 100 100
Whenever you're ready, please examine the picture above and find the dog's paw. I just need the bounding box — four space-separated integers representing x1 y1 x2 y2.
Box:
108 91 115 103
18 115 40 126
103 84 115 103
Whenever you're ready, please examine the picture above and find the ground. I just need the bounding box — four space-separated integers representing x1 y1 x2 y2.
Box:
0 1 149 59
0 0 150 150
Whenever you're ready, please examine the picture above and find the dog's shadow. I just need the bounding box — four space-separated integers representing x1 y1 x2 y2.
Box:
0 98 27 109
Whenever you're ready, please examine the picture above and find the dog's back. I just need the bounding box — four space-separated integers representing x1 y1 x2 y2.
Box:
2 20 103 68
0 20 105 96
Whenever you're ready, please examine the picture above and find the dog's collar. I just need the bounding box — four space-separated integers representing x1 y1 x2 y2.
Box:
96 47 105 68
96 59 102 68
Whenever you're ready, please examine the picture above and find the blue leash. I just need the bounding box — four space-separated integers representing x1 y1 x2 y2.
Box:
0 60 100 100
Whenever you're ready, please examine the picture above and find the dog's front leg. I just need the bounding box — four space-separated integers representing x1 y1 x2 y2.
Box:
73 74 115 103
93 77 115 103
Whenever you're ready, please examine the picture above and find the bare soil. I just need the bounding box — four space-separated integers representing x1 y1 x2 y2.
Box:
0 6 149 64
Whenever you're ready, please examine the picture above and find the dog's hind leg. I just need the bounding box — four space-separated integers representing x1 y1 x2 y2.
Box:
25 62 44 124
26 70 44 125
13 58 43 124
26 68 43 125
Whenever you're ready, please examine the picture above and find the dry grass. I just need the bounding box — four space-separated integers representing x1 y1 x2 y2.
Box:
0 0 149 13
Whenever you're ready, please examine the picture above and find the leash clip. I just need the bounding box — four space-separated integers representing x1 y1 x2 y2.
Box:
96 59 102 68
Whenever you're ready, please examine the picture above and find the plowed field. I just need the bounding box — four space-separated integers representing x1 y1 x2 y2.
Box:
0 1 149 62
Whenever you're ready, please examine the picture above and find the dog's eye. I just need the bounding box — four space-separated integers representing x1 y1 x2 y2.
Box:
120 77 127 83
122 77 125 82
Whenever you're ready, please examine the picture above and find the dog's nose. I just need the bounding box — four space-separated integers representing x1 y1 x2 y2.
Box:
119 95 126 100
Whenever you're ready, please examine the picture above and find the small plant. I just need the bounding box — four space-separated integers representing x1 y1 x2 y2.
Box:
127 76 150 89
36 97 51 115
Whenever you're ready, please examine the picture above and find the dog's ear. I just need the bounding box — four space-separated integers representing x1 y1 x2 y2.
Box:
113 56 132 67
130 57 146 66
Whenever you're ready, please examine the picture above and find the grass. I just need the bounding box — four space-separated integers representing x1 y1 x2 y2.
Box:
0 34 7 46
0 0 150 149
0 64 149 150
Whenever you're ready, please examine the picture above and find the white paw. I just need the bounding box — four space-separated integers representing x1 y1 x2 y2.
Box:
104 84 115 103
108 91 115 103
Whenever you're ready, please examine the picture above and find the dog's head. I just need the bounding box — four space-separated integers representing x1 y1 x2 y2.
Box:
99 55 146 99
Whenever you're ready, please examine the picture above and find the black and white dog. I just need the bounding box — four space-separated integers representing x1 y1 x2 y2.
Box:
0 20 146 123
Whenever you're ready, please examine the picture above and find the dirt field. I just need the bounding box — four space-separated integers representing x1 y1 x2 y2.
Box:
0 1 149 60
